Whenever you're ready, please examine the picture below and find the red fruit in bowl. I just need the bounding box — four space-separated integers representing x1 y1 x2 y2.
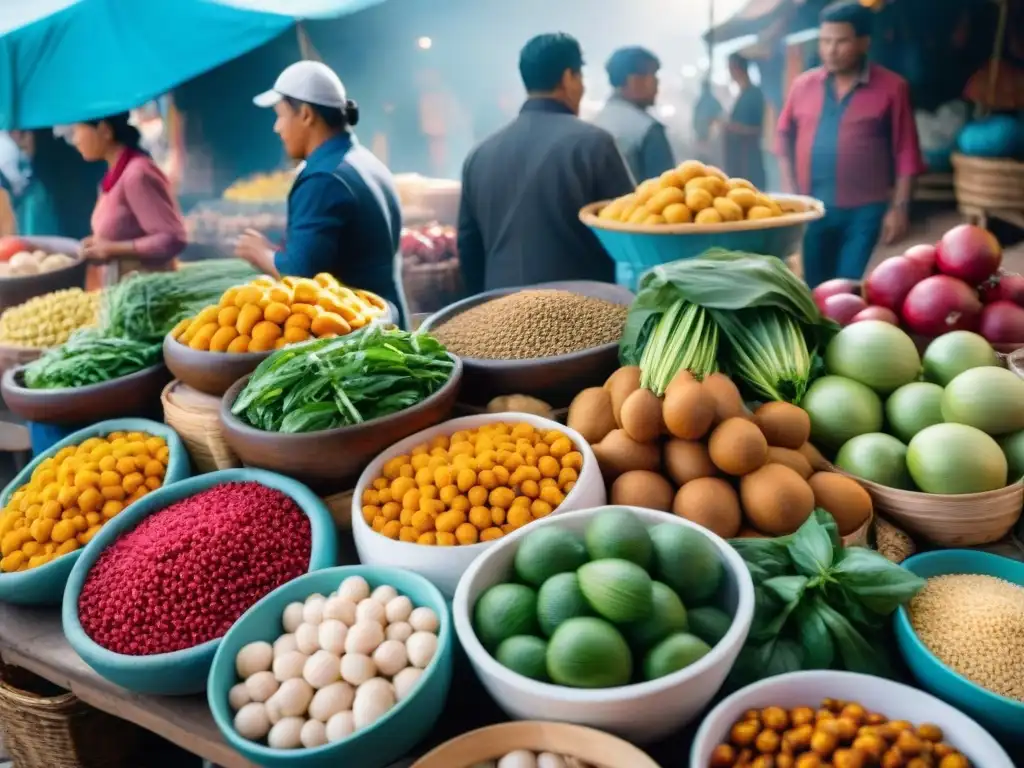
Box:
902 243 937 272
864 255 930 312
821 293 868 326
982 272 1024 307
935 224 1002 284
812 279 860 310
851 306 899 325
901 274 982 336
979 301 1024 344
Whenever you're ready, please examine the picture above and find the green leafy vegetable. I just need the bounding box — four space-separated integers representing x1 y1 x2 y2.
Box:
23 330 162 389
787 513 836 578
232 326 455 433
715 308 814 404
638 299 718 394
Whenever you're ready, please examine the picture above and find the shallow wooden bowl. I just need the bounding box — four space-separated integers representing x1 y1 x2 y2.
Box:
219 355 463 494
418 280 633 408
0 257 87 313
162 334 270 396
1 363 172 426
412 721 660 768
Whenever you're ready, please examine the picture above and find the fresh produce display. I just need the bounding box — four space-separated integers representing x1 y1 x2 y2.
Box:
430 290 627 361
907 574 1024 702
0 288 99 348
816 223 1024 346
185 201 286 248
729 510 925 686
568 367 871 539
814 323 1024 493
223 170 297 203
231 327 454 433
619 250 833 404
0 430 171 573
22 330 163 389
400 223 457 266
0 237 26 262
597 160 787 225
472 508 731 687
361 421 582 545
170 273 388 353
78 482 311 654
707 697 972 767
469 752 596 768
225 575 440 748
0 248 76 277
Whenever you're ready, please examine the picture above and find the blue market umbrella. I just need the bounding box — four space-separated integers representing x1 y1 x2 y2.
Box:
0 0 384 129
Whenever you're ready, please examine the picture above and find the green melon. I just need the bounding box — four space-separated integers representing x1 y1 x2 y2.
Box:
686 606 733 647
802 376 884 450
907 423 1008 494
496 635 549 682
834 433 912 489
824 321 921 394
998 430 1024 484
473 583 539 651
536 572 593 637
922 331 999 386
584 507 653 569
941 366 1024 435
885 382 944 443
648 523 723 604
643 633 712 681
513 526 587 587
577 559 653 624
624 581 689 651
546 617 632 688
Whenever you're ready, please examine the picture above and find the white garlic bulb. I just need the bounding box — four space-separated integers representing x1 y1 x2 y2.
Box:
302 594 326 625
406 631 439 669
273 678 314 718
325 710 356 742
340 653 377 686
392 667 423 701
245 671 279 703
385 595 413 624
408 606 440 633
282 602 305 633
352 678 395 729
272 651 307 682
300 718 328 748
338 576 370 603
318 619 348 655
345 621 384 656
356 598 386 627
233 702 270 741
228 682 251 711
303 650 342 690
370 584 398 605
499 751 538 768
323 596 357 626
267 717 304 749
308 681 354 723
273 633 298 658
235 641 273 679
295 622 321 655
372 640 409 678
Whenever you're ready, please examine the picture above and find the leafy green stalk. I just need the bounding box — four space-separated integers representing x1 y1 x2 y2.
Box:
638 299 718 395
23 329 162 389
715 308 813 404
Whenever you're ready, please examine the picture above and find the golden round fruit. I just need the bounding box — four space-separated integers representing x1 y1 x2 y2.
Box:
644 213 666 225
635 179 659 204
727 187 758 210
685 188 715 212
627 207 649 224
663 203 693 224
704 165 729 182
600 195 633 220
659 168 686 188
747 205 775 220
694 207 724 225
646 186 686 214
676 160 707 183
728 177 756 191
618 202 640 222
713 196 745 222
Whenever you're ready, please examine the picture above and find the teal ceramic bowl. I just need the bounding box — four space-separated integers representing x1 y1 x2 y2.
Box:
895 549 1024 742
0 418 190 606
208 566 453 768
62 468 337 696
579 194 824 289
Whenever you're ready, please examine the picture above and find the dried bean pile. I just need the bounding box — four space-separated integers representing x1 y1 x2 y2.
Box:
78 482 311 655
431 290 627 360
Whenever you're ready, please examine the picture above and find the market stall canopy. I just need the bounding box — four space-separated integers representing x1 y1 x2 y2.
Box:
705 0 796 43
0 0 385 129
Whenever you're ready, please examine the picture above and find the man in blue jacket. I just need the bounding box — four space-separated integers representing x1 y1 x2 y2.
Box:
236 61 405 325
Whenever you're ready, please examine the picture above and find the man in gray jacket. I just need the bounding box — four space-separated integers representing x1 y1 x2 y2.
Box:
457 33 634 295
592 47 675 183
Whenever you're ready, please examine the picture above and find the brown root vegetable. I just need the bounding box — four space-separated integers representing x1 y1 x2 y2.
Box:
702 373 748 425
592 429 661 479
605 366 642 426
708 418 768 476
808 472 873 535
798 442 831 472
740 464 815 536
663 381 715 440
753 402 811 449
664 368 696 397
664 439 718 485
611 470 675 511
766 446 813 480
673 477 742 539
619 388 664 443
567 387 618 445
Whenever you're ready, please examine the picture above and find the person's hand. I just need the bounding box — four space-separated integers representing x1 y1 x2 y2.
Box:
882 205 909 245
234 229 273 263
81 236 116 261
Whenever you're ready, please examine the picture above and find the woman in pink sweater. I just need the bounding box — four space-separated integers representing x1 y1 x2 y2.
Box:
71 113 187 287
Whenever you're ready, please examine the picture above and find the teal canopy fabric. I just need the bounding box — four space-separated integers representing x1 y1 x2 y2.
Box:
0 0 384 129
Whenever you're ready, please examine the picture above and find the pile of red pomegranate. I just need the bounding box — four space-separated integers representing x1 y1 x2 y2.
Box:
813 224 1024 345
400 223 457 267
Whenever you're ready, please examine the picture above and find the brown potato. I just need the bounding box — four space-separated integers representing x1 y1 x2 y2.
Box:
659 168 686 188
702 373 748 424
567 387 617 445
618 202 640 222
740 464 815 535
713 196 745 222
704 165 729 182
808 472 873 535
754 402 811 449
605 365 642 427
627 207 649 224
664 438 718 485
798 442 831 472
766 447 813 480
592 429 661 479
663 203 692 224
709 418 768 476
676 160 707 183
686 176 726 198
695 207 724 225
612 470 674 511
673 477 742 538
619 387 664 443
665 368 697 397
663 381 715 440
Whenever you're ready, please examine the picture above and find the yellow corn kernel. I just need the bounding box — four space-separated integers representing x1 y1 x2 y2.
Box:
55 539 80 556
85 512 100 526
455 523 479 545
101 500 123 519
51 520 76 544
77 488 102 513
1 551 27 572
30 518 54 543
480 527 504 542
399 526 418 542
28 554 54 570
435 509 466 533
507 506 533 529
20 541 40 557
283 326 310 344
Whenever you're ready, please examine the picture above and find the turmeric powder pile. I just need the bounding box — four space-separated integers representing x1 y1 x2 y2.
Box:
0 431 170 573
171 273 388 354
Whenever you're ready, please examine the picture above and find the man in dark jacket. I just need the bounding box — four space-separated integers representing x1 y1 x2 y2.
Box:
457 33 634 295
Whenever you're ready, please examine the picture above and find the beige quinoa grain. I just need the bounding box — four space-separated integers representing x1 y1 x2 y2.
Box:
431 290 627 360
909 573 1024 702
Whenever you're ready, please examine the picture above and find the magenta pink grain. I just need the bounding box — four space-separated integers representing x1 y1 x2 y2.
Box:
78 481 312 655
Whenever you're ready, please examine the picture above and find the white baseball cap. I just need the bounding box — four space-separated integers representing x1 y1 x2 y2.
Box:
253 61 347 109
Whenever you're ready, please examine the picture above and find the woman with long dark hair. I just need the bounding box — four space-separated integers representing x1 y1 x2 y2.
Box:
70 112 187 287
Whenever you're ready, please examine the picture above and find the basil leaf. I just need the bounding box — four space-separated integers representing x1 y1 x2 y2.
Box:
811 507 842 549
727 636 805 689
730 537 794 579
814 596 893 677
751 578 808 642
749 586 783 640
764 637 805 679
796 603 835 670
787 513 836 577
832 547 926 615
763 575 809 605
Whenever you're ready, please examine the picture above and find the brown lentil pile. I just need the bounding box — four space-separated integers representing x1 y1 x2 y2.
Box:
710 698 972 768
431 290 627 360
909 573 1024 702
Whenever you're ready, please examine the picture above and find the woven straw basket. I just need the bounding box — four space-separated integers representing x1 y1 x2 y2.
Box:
0 665 142 767
951 153 1024 210
161 380 240 473
841 511 873 548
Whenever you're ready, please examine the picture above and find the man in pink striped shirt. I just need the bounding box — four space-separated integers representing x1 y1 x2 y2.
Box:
776 1 926 287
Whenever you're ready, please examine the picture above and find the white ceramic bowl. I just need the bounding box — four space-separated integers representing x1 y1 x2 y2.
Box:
452 505 755 743
351 412 606 597
690 670 1015 768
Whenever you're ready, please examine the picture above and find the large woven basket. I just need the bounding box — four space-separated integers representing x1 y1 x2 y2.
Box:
951 153 1024 210
0 665 142 767
161 379 240 473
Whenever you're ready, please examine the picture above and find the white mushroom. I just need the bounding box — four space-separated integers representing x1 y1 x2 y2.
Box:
282 602 305 633
340 653 377 686
295 623 321 655
302 594 326 625
338 576 370 603
355 598 386 627
300 718 328 748
272 651 307 682
385 595 413 624
499 751 538 768
273 633 299 658
406 631 439 669
408 606 440 633
267 717 304 749
303 650 342 690
228 682 252 711
323 596 357 626
273 678 314 718
372 640 409 678
245 671 279 703
345 621 384 655
352 678 395 729
392 667 423 701
385 621 413 642
325 711 356 743
233 702 270 741
235 641 273 679
308 682 354 723
370 584 399 605
318 620 348 655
